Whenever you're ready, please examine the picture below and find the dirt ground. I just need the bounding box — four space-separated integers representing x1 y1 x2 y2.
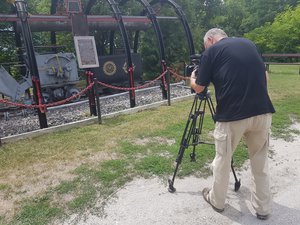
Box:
61 123 300 225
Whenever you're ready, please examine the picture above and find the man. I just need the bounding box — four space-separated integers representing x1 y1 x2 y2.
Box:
190 28 275 220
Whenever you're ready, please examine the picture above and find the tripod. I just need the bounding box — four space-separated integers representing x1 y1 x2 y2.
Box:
168 89 241 193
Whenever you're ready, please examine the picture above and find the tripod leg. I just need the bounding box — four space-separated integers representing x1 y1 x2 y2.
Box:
168 147 185 193
189 113 204 161
190 99 206 162
190 145 196 162
168 93 210 193
168 132 195 192
168 96 201 193
168 133 194 192
190 127 199 162
231 158 241 191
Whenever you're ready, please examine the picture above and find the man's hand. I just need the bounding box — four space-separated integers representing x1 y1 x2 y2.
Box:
190 70 206 93
190 70 197 80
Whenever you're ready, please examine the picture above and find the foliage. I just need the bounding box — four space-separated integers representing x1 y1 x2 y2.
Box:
213 0 248 36
0 0 300 79
27 0 51 14
0 1 11 12
245 5 300 53
239 0 298 32
0 1 16 66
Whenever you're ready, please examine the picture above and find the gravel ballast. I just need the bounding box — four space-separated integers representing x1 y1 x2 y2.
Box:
0 84 192 138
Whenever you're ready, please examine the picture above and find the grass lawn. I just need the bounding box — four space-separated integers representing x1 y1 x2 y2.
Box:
0 64 299 224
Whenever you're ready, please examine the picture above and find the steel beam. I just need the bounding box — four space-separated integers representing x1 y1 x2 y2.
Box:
0 14 152 32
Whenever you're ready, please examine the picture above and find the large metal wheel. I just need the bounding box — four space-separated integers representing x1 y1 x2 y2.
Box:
42 92 52 104
66 87 81 102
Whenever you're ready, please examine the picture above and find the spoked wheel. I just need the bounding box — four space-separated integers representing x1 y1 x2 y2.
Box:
42 92 52 104
66 88 81 102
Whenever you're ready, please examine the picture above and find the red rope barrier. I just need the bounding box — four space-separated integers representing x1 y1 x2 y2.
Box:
161 62 168 91
32 77 46 113
0 67 189 110
85 71 93 84
168 67 190 81
44 82 94 107
0 82 95 109
0 99 37 109
128 66 135 98
97 70 168 91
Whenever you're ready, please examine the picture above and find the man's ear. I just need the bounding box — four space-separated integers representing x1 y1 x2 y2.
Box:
209 37 216 45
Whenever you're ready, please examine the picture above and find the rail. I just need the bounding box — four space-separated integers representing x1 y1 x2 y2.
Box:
0 67 186 111
262 53 300 74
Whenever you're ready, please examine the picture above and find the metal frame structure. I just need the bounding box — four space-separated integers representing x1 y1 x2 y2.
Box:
150 0 195 56
85 0 136 107
84 0 195 103
119 0 169 100
14 0 48 128
107 0 136 107
50 0 59 51
1 0 195 128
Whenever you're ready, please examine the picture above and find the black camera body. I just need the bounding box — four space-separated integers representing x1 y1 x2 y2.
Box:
186 54 202 76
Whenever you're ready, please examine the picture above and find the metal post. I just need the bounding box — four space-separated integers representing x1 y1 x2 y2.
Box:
50 0 59 53
166 69 171 106
107 0 136 108
161 60 170 105
93 76 102 124
86 71 97 116
131 0 167 100
70 9 98 116
14 0 48 129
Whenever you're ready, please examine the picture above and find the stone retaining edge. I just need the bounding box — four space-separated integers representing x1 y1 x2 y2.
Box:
1 94 194 144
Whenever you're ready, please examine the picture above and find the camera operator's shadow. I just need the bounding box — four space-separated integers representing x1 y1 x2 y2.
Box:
222 186 300 225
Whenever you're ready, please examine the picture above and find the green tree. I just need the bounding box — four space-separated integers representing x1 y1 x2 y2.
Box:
245 5 300 53
212 0 248 36
240 0 299 33
0 1 17 66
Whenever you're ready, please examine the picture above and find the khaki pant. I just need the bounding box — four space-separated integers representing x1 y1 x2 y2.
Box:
209 113 272 215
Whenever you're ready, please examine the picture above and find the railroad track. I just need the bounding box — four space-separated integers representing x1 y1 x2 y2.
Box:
0 83 193 139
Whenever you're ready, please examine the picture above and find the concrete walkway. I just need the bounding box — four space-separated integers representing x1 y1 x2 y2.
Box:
63 124 300 225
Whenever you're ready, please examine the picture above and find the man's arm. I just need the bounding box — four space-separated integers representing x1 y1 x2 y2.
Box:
190 70 206 93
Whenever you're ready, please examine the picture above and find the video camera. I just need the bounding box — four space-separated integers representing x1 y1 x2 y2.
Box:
186 54 202 76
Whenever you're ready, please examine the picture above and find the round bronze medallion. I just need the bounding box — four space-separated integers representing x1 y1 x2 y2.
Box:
103 61 117 76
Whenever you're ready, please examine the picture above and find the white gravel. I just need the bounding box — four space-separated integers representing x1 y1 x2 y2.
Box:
62 123 300 225
0 84 191 137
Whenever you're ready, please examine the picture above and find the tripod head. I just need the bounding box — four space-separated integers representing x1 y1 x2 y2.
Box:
196 87 210 99
186 54 202 76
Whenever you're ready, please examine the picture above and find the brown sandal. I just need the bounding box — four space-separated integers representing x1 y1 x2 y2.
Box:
202 188 224 213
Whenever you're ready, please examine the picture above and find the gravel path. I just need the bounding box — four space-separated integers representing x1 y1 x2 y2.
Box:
62 123 300 225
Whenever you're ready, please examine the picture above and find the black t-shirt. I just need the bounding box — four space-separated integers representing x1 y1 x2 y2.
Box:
196 37 275 122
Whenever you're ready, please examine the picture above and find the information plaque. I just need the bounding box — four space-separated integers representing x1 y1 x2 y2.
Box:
74 36 99 69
